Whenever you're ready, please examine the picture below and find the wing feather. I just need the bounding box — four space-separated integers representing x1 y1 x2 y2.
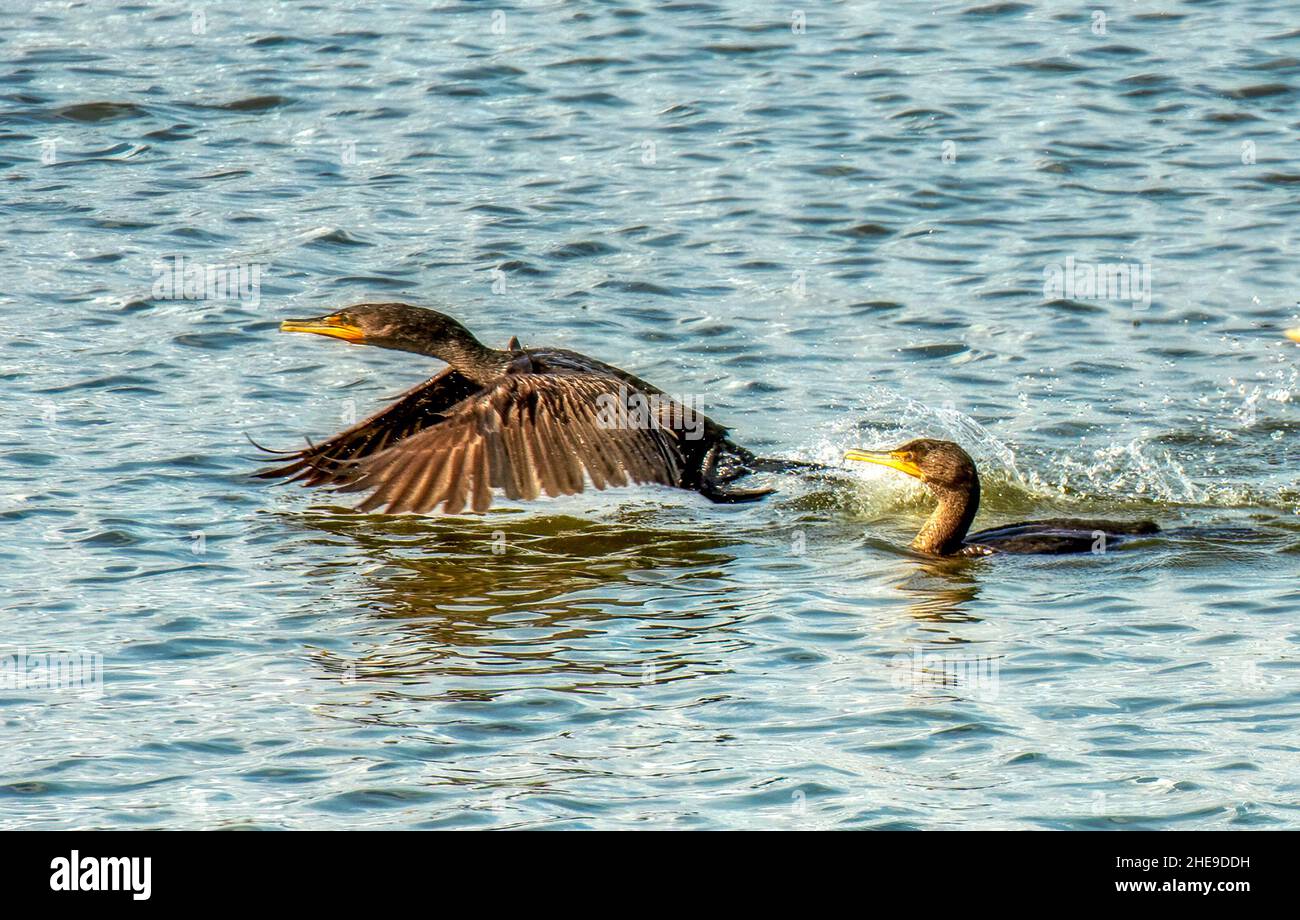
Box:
443 443 472 515
335 373 685 514
253 367 481 486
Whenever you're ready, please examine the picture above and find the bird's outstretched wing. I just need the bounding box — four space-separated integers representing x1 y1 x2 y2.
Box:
333 373 686 514
253 367 482 486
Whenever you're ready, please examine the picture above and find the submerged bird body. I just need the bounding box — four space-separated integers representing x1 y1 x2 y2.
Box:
845 438 1158 556
258 303 774 513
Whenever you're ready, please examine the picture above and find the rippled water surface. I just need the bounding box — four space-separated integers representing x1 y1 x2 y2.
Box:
4 1 1300 829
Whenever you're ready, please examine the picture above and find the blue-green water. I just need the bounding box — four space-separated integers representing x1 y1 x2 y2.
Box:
3 1 1300 829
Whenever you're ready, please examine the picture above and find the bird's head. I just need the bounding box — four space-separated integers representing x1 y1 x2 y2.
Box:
280 303 477 356
844 438 978 494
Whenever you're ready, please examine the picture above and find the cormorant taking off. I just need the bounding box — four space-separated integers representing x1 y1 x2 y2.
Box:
256 303 800 514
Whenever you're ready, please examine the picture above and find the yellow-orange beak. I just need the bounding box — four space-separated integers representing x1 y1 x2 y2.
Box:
1286 328 1300 344
280 316 366 344
844 448 924 480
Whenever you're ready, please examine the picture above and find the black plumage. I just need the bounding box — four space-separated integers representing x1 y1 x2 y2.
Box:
845 438 1159 556
257 303 781 513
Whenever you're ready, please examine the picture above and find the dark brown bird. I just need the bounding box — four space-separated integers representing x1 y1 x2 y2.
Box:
255 303 797 514
844 438 1159 555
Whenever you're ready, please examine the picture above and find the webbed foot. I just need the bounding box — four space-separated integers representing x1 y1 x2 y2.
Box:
699 480 775 504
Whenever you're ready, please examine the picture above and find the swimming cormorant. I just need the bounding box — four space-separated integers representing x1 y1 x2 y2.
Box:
844 438 1159 555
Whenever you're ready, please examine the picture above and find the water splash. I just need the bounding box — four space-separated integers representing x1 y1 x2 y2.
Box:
802 392 1296 514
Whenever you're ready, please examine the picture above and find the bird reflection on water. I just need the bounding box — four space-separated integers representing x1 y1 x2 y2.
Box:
281 507 750 698
895 557 985 626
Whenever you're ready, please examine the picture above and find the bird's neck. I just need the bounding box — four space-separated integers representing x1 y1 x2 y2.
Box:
912 475 980 556
414 325 514 385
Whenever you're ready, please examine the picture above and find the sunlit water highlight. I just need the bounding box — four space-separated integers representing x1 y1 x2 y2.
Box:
2 1 1299 829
